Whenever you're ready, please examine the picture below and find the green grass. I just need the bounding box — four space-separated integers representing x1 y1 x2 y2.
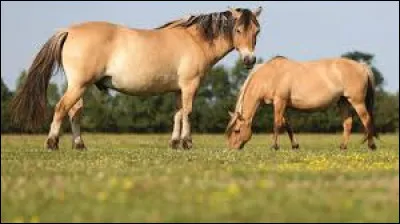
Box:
1 133 399 222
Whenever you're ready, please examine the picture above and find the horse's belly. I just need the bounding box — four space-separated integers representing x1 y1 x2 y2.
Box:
102 70 180 95
102 40 181 95
290 91 342 110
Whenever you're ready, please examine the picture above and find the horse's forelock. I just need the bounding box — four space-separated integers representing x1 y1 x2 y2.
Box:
236 8 259 31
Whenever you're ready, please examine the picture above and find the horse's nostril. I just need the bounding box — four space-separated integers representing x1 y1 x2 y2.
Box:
243 57 250 65
243 56 256 66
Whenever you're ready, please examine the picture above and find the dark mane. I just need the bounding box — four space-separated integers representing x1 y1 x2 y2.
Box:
155 8 259 43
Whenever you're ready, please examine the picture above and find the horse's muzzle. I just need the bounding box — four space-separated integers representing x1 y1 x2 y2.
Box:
243 56 256 69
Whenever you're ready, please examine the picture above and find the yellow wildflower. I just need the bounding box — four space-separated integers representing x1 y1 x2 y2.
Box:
257 180 271 189
108 177 118 188
123 178 134 190
13 217 24 223
30 216 39 223
97 192 107 201
227 183 240 196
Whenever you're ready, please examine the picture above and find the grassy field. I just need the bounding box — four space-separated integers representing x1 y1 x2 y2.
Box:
1 133 399 222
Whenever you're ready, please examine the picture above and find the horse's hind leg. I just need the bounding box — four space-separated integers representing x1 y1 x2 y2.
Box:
348 100 376 150
45 85 86 150
68 98 86 150
338 99 353 150
283 117 299 150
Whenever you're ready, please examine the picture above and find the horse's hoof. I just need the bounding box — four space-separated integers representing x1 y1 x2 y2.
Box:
169 139 181 149
292 143 300 150
73 142 87 151
340 143 347 150
369 143 377 151
270 144 280 150
181 138 193 150
45 137 59 150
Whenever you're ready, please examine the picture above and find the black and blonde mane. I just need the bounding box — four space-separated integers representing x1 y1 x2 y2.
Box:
156 8 259 42
225 55 288 135
225 63 263 135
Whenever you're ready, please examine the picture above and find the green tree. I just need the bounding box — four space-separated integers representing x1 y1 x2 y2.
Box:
1 77 13 132
373 91 399 133
193 65 233 132
4 51 397 134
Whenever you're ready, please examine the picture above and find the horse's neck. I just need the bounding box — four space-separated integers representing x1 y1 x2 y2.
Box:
241 78 262 123
186 28 234 67
206 37 235 66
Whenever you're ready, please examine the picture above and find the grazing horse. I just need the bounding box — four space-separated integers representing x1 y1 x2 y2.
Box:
226 56 378 151
9 7 263 150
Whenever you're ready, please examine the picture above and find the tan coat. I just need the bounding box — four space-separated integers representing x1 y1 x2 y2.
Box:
10 7 263 150
226 56 378 151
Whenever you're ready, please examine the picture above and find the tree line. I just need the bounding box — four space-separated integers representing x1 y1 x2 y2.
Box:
1 51 398 134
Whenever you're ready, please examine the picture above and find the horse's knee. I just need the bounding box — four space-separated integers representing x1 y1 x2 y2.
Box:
53 102 68 121
182 106 193 116
174 110 182 121
343 118 352 131
68 99 84 120
274 117 284 130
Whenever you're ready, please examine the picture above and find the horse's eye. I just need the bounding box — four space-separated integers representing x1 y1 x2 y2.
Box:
234 129 240 133
236 29 242 34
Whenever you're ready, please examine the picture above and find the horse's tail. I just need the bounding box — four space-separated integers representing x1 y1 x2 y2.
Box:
362 62 379 141
9 31 68 131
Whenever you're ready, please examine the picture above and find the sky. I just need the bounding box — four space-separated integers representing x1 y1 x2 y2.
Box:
1 1 399 93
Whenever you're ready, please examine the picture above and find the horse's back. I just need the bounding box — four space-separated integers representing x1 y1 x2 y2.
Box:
260 57 366 109
66 21 124 41
283 57 367 86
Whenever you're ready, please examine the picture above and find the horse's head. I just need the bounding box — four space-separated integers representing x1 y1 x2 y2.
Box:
225 111 253 150
230 7 262 69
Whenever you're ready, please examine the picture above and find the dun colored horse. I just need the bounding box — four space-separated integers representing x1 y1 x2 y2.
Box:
226 56 378 150
9 7 263 150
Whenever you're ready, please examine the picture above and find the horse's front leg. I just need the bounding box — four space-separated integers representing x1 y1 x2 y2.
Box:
169 92 182 149
271 98 286 150
180 79 200 150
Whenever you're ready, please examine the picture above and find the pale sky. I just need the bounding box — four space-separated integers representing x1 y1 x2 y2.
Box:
1 1 399 92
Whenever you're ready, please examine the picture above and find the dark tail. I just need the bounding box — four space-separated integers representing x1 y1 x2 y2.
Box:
363 62 379 140
9 31 68 131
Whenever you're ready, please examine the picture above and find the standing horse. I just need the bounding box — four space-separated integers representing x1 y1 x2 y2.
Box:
226 56 378 150
9 7 263 150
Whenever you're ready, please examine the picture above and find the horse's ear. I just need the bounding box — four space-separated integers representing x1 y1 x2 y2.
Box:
228 6 241 18
253 6 263 17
